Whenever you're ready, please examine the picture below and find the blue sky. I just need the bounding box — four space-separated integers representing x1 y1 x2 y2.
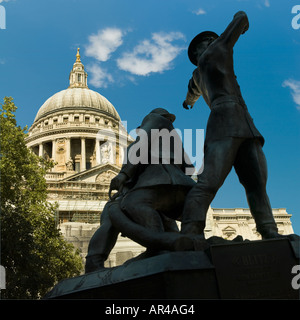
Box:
1 0 300 234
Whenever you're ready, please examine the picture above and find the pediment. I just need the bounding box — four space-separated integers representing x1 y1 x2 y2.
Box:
61 163 120 183
95 170 118 184
222 226 236 232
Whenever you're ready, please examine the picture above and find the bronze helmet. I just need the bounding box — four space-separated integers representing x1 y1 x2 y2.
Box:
188 31 219 66
150 108 176 123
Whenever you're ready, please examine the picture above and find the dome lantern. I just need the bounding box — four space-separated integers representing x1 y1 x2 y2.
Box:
69 48 88 89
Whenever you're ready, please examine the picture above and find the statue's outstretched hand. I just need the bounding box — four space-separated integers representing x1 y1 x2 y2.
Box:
242 21 249 34
109 172 128 200
183 101 194 110
234 11 249 34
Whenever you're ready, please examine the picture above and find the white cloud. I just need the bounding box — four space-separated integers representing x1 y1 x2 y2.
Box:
282 79 300 110
193 8 206 15
264 0 270 7
85 28 124 62
117 32 185 76
86 63 113 88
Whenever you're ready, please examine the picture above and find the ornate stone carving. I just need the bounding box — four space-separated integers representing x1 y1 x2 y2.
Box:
100 144 111 164
222 226 237 240
96 170 117 184
66 158 74 171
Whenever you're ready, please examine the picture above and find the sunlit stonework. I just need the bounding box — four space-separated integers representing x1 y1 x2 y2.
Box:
25 50 295 268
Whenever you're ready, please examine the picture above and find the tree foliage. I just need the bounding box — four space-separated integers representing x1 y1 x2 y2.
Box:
0 97 83 299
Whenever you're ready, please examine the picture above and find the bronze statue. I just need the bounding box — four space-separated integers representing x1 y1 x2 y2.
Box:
85 12 299 274
85 108 201 273
115 108 195 232
180 11 282 239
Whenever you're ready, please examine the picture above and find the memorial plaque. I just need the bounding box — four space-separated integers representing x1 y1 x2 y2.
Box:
210 239 299 299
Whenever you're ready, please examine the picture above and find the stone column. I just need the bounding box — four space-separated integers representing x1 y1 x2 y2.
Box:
75 155 81 173
95 139 101 165
39 143 44 157
52 139 56 162
66 138 71 161
119 145 125 165
81 138 86 171
109 141 114 164
110 254 117 268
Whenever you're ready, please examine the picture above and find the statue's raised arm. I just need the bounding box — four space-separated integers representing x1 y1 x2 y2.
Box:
219 11 249 48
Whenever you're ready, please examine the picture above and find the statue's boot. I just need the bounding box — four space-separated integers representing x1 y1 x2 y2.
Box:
190 234 210 251
85 254 107 273
262 231 300 241
258 224 284 239
262 231 285 239
180 221 206 236
172 234 196 251
258 224 300 241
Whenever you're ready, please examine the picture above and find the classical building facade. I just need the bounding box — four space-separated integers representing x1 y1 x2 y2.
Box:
26 49 130 225
25 49 295 268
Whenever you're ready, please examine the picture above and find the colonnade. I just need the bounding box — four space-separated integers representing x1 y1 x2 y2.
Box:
36 136 122 172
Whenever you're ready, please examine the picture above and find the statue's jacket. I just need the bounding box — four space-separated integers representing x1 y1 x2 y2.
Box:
205 94 264 146
185 11 265 147
119 113 196 192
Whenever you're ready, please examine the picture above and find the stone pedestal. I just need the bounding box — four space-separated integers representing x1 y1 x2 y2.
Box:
210 238 299 299
44 238 299 299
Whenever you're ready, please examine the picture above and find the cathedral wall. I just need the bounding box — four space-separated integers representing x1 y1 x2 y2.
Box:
58 207 295 271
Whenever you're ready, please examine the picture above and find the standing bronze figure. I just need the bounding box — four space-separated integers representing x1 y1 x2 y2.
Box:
181 11 281 239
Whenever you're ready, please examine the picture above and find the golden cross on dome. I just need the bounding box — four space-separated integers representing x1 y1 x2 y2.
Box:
76 48 81 62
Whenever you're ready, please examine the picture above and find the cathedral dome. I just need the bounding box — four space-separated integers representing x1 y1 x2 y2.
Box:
34 87 120 123
26 48 129 173
33 48 120 124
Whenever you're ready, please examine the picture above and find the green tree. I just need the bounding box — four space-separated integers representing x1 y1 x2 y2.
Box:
0 97 83 299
